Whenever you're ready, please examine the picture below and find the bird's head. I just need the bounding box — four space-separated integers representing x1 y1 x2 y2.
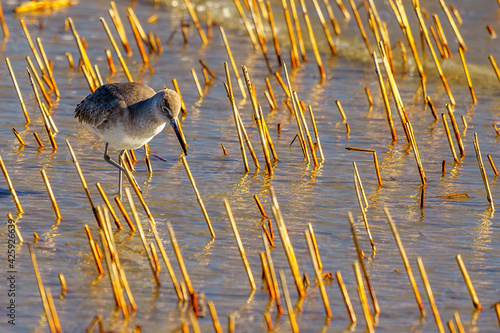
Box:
160 88 187 155
160 88 181 120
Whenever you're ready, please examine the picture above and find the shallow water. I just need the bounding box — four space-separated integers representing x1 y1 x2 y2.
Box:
0 0 499 332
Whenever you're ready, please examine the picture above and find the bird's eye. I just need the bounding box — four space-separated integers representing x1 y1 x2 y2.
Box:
162 106 168 112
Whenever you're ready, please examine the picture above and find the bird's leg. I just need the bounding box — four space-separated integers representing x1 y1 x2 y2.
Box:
118 150 125 199
104 142 125 170
103 143 142 194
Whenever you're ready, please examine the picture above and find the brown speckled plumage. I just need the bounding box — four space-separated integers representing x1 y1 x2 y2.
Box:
75 82 157 127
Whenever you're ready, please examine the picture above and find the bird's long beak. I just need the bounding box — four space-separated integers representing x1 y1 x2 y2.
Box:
170 118 187 155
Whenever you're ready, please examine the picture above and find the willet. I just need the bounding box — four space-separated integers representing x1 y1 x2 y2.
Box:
75 82 187 196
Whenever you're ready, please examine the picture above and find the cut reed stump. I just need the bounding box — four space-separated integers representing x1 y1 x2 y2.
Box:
12 128 25 146
455 254 482 310
223 70 251 172
349 0 372 55
266 1 282 66
183 0 208 45
262 233 283 313
346 147 383 187
473 133 495 211
40 169 61 220
281 0 299 67
299 0 325 79
487 154 499 177
7 213 23 242
384 206 425 317
114 197 135 231
127 13 149 69
495 303 500 328
283 64 309 162
100 17 133 82
29 243 59 333
458 47 476 105
270 187 305 298
84 225 104 275
372 53 397 142
27 74 57 148
279 269 299 333
489 55 500 84
414 4 455 105
390 1 427 99
336 270 357 324
441 113 459 163
96 183 123 230
353 161 368 209
58 273 67 297
454 311 465 333
6 58 30 124
260 252 275 299
438 0 467 52
109 2 132 56
446 105 465 156
66 139 98 221
20 19 51 90
290 0 307 62
124 188 161 286
224 199 256 290
241 65 274 174
304 229 332 317
348 212 379 314
181 156 215 239
167 222 195 300
36 37 59 98
308 105 325 162
0 155 23 214
353 261 374 333
233 0 258 49
0 1 8 38
417 257 445 333
207 301 223 333
220 27 247 99
293 93 318 167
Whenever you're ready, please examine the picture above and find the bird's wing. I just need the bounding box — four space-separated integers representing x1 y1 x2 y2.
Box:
74 84 125 127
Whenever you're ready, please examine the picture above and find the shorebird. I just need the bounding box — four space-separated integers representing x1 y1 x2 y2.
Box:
75 82 187 197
